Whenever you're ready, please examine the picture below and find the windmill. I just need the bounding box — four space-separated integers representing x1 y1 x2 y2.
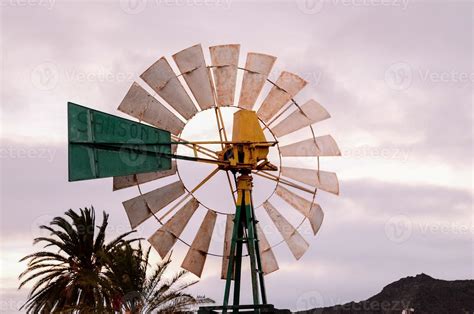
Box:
68 43 340 313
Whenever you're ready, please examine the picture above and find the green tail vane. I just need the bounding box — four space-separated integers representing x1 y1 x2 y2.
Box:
67 102 172 181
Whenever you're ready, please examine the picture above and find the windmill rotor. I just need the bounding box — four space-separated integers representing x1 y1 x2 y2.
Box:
67 43 340 312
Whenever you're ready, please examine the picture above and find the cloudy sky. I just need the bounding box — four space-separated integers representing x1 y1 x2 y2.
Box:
0 0 473 312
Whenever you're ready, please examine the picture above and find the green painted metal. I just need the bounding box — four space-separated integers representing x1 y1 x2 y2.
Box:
223 185 267 314
223 203 241 310
68 102 171 181
252 199 268 305
233 208 243 308
198 304 276 313
245 202 261 306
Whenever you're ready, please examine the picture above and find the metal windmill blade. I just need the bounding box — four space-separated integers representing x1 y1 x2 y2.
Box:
113 160 177 191
67 43 341 313
271 99 330 137
263 201 309 260
148 197 199 258
238 53 277 110
257 71 307 123
117 82 185 135
173 44 215 110
140 57 198 120
275 185 324 236
280 135 341 157
181 210 217 277
209 44 240 106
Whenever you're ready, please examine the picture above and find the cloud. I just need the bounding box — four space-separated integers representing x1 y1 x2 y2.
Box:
1 0 472 311
1 142 472 310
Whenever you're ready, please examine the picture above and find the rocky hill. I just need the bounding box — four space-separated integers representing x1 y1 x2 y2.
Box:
296 273 474 314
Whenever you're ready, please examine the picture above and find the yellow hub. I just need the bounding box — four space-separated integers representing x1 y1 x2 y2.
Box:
217 109 278 172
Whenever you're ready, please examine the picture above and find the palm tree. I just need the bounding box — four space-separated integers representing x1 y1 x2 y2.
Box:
106 242 214 313
18 207 136 313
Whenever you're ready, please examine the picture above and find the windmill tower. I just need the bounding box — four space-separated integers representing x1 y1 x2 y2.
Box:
68 44 340 313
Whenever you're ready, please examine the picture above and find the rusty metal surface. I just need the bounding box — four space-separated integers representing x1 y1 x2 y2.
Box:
263 201 309 260
271 99 330 137
148 197 199 258
281 166 339 195
221 214 234 279
181 210 217 277
140 57 198 120
122 180 185 229
257 71 307 122
113 161 177 191
275 185 324 235
280 135 341 157
172 44 215 110
210 44 240 106
238 53 277 110
256 223 279 274
118 82 185 135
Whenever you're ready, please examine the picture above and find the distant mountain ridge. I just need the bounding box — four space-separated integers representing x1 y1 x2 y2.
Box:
296 273 474 314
